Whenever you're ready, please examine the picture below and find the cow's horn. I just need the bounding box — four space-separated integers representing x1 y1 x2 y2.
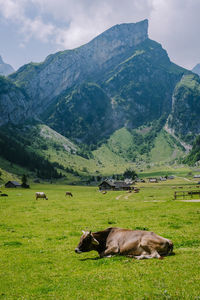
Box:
82 230 85 234
92 237 99 245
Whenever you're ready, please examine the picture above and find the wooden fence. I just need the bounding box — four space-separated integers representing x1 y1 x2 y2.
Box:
174 190 200 200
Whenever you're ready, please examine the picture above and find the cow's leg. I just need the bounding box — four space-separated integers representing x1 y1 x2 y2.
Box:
138 239 161 259
134 251 161 260
100 246 119 258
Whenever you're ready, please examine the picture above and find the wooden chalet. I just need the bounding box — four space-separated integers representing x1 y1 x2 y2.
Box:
99 180 131 191
5 181 21 188
148 178 158 183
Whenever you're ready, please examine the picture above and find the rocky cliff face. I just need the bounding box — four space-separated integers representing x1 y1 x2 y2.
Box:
0 56 15 76
44 38 186 143
10 20 148 114
167 74 200 143
0 77 31 126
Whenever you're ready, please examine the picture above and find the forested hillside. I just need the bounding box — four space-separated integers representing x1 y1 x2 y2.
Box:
184 135 200 165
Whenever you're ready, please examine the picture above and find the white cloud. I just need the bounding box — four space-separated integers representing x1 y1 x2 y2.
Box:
0 0 56 44
149 0 200 68
0 0 153 49
0 0 25 20
31 0 153 49
0 0 200 69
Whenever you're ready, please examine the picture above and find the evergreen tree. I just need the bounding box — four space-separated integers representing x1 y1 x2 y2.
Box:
123 168 137 180
22 174 27 185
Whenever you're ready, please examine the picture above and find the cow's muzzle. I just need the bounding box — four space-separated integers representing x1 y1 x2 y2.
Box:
75 248 82 254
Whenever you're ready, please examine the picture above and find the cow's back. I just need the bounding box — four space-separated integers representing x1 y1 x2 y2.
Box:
35 192 47 199
105 228 171 256
106 228 144 249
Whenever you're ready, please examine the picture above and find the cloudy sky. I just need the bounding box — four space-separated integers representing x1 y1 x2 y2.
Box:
0 0 199 71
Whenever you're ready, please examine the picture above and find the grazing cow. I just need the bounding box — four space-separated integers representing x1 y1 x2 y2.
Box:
35 192 48 200
75 227 173 259
0 193 8 196
66 192 73 197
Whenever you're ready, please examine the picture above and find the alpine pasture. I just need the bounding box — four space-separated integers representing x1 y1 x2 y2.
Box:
0 179 200 299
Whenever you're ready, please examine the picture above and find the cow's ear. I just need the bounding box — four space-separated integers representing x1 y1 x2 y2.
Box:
92 237 99 245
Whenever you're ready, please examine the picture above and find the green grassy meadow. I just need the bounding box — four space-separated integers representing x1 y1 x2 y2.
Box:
0 179 200 299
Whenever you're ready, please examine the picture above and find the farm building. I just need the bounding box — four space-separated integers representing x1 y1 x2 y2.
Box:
135 178 145 183
5 181 21 188
99 180 132 191
148 178 158 183
194 175 200 178
160 177 167 181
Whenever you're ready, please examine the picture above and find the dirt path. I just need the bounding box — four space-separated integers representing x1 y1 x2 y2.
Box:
116 193 132 200
176 176 196 183
143 200 166 202
116 194 123 200
177 199 200 202
124 193 132 200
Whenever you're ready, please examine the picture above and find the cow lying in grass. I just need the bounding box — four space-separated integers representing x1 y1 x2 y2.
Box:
75 227 173 259
35 192 48 200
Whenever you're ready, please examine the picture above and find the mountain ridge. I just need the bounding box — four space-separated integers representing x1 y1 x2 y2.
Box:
9 20 148 115
0 19 200 178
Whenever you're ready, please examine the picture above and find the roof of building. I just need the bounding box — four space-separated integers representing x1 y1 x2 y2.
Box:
114 181 131 188
99 180 131 188
6 181 21 186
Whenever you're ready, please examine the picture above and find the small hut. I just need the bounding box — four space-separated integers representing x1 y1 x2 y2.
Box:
99 180 131 191
5 181 21 188
148 178 158 183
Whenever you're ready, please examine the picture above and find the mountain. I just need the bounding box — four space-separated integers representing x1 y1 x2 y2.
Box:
0 19 199 178
192 64 200 76
0 76 31 126
184 135 200 165
8 20 188 143
44 38 187 144
10 20 148 115
0 56 15 76
167 74 200 144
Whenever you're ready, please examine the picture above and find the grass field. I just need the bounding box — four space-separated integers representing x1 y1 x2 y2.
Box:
0 179 200 299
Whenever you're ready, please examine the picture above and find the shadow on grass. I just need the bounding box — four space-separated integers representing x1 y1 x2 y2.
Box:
79 252 176 261
79 257 100 261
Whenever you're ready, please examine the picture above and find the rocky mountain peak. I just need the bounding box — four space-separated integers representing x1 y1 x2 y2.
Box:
10 20 149 114
90 19 148 49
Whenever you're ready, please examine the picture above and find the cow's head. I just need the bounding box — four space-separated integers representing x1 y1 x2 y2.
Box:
75 231 99 254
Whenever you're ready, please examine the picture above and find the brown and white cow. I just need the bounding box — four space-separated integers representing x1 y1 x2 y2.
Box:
35 192 48 200
75 227 173 259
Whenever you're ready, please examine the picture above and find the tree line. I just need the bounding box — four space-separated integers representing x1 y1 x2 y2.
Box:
0 131 62 179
